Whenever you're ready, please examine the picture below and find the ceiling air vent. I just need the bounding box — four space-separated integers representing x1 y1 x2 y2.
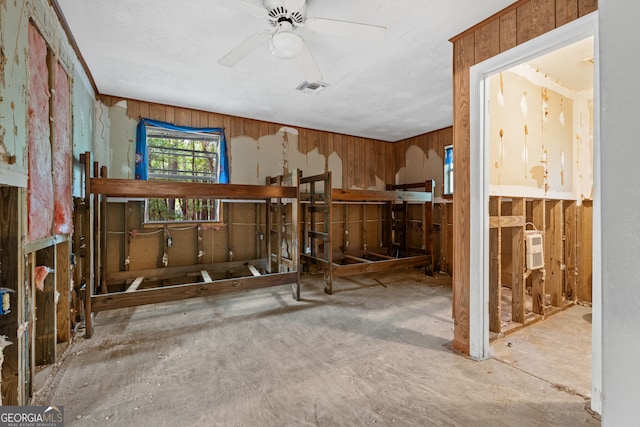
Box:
296 81 328 94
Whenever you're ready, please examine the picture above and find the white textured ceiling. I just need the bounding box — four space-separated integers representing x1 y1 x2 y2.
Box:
57 0 517 142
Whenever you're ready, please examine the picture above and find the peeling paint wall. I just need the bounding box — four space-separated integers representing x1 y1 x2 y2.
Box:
105 102 135 179
0 0 95 194
71 76 94 196
0 0 29 186
230 130 333 185
0 0 96 406
489 65 593 201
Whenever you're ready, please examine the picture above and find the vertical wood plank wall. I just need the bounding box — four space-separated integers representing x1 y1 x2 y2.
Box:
101 96 453 195
99 96 454 273
450 0 597 354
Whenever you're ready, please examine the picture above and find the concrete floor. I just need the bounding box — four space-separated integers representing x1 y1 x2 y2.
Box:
34 269 599 426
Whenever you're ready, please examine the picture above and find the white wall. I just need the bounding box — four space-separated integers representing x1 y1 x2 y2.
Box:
599 4 640 425
488 65 593 201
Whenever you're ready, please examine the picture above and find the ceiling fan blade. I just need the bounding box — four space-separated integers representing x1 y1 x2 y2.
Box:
305 18 386 44
296 40 323 83
218 31 271 67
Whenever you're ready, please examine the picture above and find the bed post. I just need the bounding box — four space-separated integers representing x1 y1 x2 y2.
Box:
291 169 301 301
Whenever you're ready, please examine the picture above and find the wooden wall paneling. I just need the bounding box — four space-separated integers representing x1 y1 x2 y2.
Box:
475 18 501 63
577 201 593 302
499 10 517 52
165 106 175 124
556 0 579 27
207 113 221 129
251 119 263 141
516 0 556 45
176 107 191 127
511 197 526 324
138 102 150 121
545 200 564 307
55 240 70 344
451 31 474 354
35 246 56 366
257 121 271 141
450 0 597 355
197 111 208 128
347 138 355 189
386 143 395 187
149 103 165 122
326 134 335 172
578 0 598 17
358 139 366 189
127 100 140 120
489 197 501 333
298 129 308 154
531 199 545 314
350 138 359 188
307 130 319 153
374 141 383 185
564 200 577 301
340 135 349 188
394 140 406 182
223 117 234 136
317 132 328 160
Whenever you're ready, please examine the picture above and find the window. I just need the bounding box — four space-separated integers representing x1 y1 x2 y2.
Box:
443 144 453 196
145 126 222 223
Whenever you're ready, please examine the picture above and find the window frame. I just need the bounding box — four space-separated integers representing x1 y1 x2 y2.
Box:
143 126 224 224
443 144 454 197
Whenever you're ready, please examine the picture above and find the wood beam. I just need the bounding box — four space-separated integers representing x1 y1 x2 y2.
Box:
92 272 298 312
489 215 526 228
511 198 526 324
332 189 432 203
90 178 297 200
489 197 501 334
530 199 545 315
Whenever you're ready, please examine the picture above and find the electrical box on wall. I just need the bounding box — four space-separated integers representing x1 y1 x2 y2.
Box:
525 230 544 270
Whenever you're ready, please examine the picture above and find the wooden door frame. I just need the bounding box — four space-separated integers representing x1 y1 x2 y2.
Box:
468 12 601 412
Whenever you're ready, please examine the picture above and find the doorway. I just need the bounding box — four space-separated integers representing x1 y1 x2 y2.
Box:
468 13 601 412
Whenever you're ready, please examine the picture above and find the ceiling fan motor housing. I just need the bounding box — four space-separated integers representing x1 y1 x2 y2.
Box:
265 0 306 27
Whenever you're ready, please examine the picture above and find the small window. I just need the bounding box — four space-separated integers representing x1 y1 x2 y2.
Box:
145 126 222 223
443 144 453 196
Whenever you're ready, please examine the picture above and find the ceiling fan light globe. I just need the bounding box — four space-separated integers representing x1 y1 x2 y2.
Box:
271 32 303 59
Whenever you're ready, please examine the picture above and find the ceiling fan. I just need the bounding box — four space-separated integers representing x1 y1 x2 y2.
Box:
217 0 387 83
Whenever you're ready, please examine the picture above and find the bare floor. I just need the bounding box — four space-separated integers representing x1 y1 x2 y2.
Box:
34 269 599 426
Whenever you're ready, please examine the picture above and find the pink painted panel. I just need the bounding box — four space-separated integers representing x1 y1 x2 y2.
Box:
27 24 53 242
53 62 73 235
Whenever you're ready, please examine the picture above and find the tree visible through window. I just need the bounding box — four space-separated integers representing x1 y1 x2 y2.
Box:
145 126 222 222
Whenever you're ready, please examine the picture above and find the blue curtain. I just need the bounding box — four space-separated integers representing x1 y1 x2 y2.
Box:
135 118 229 184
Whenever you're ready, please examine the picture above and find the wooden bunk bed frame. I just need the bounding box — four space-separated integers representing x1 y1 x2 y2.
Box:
80 152 300 337
300 172 434 294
